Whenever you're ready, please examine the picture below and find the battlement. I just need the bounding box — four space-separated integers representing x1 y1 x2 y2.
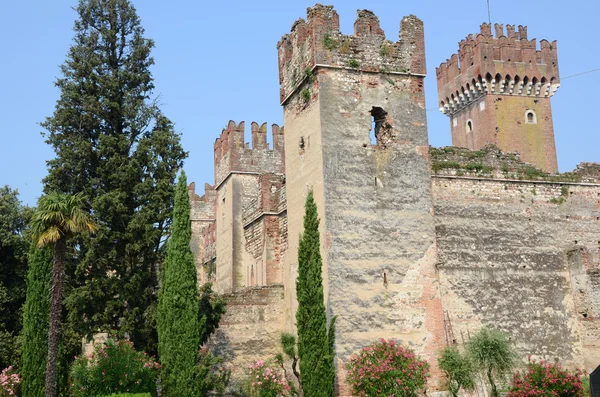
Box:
214 121 285 187
277 4 425 104
436 23 559 115
189 182 216 221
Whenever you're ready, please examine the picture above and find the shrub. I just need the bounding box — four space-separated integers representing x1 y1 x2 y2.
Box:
196 348 230 396
70 338 159 397
348 59 360 68
438 345 476 397
243 360 291 397
507 360 584 397
346 338 429 397
0 366 21 397
468 328 515 397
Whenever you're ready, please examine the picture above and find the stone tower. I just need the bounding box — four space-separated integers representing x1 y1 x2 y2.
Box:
277 5 443 393
436 23 560 173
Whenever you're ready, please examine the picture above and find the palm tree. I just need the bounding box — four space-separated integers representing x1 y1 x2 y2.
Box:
30 192 96 397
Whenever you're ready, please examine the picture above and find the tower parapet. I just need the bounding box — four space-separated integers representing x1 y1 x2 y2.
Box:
437 23 559 115
214 121 285 187
277 5 425 104
436 23 560 173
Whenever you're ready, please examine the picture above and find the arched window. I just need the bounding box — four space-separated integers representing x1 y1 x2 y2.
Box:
525 110 537 124
466 119 473 133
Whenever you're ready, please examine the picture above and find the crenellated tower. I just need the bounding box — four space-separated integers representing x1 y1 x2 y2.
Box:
436 23 560 172
212 121 285 293
278 5 443 393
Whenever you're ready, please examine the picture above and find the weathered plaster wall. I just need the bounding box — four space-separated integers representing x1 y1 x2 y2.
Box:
433 176 600 369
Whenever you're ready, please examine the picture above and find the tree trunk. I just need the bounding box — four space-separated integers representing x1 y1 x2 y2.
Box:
44 238 66 397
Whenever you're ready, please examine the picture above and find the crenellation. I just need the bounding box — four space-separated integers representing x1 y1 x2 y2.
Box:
277 5 425 105
214 120 285 187
436 23 561 173
353 9 384 36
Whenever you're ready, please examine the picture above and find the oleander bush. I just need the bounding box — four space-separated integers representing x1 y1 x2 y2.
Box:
0 366 20 397
70 338 159 397
243 359 292 397
507 359 585 397
346 338 430 397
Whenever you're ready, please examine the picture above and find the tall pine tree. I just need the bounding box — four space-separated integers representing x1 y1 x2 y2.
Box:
296 190 336 396
157 171 199 396
41 0 186 355
21 245 52 397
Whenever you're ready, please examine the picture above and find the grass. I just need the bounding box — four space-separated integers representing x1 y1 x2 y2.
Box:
323 33 337 50
301 88 311 103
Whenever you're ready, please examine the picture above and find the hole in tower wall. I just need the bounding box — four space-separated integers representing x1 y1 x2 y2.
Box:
370 106 388 145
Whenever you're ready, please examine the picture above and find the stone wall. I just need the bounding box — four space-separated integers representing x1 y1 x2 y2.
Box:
208 286 285 384
432 175 600 370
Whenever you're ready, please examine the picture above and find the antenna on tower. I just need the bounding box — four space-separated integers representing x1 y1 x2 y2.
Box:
487 0 492 24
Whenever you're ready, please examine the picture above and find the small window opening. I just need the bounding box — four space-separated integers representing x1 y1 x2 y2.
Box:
299 136 305 150
525 110 537 124
466 120 473 133
370 106 388 145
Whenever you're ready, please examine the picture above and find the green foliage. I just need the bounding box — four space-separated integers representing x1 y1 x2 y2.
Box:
198 283 226 347
346 339 430 397
524 166 547 179
41 0 186 357
438 345 476 397
323 33 337 50
0 186 32 369
431 161 461 172
21 245 53 397
304 68 315 84
507 360 584 397
468 328 516 397
70 338 159 397
296 190 336 397
104 394 152 397
30 192 96 248
348 59 360 68
464 163 493 173
380 44 393 57
195 348 229 397
301 89 311 103
157 171 199 397
582 375 590 396
277 333 300 396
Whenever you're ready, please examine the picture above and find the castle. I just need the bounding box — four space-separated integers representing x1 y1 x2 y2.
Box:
188 5 600 394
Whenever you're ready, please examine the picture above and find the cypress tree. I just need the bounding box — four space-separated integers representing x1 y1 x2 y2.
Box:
21 245 52 397
157 171 199 396
41 0 186 355
296 190 336 396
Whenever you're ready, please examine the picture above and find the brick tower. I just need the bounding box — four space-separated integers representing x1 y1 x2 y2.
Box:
278 6 443 394
436 23 560 172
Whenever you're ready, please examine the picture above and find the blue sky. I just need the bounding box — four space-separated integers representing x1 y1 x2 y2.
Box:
1 1 598 206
